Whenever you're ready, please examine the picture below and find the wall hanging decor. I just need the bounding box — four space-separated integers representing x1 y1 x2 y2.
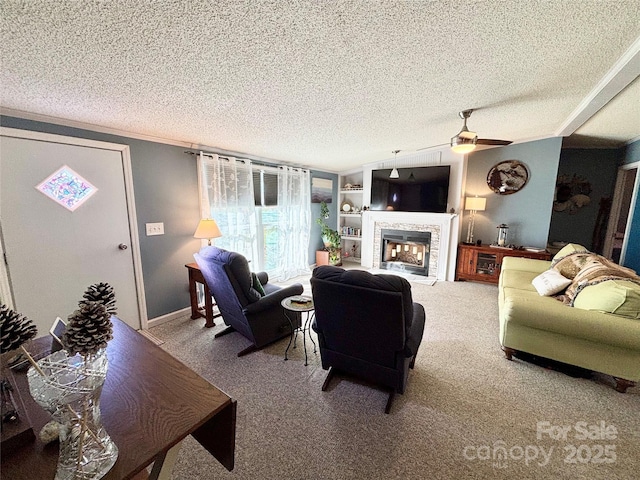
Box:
553 173 592 214
311 177 333 203
487 160 529 195
36 165 98 212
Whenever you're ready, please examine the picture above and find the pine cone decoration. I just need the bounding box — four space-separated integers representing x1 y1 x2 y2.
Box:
0 304 37 354
63 301 113 356
80 282 117 316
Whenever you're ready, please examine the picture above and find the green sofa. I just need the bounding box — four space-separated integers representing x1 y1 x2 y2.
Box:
498 256 640 392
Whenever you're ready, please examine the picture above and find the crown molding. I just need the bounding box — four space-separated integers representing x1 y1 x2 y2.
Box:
0 107 314 170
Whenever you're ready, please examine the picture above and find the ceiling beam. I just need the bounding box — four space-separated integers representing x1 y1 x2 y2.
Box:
555 35 640 137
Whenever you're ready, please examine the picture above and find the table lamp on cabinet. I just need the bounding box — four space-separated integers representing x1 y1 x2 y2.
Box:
194 219 222 246
464 196 486 245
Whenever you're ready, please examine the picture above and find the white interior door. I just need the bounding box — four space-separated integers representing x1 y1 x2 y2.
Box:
0 128 146 334
603 163 639 263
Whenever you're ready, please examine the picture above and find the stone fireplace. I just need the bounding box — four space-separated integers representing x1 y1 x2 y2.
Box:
380 229 431 276
360 211 458 281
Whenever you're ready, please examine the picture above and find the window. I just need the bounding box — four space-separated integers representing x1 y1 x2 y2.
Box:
198 153 311 280
253 170 278 207
253 168 279 270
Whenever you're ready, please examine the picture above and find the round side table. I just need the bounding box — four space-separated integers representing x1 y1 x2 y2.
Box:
281 295 317 366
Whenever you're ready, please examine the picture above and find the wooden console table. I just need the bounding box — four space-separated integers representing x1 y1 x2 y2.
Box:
456 243 551 284
186 262 220 327
1 317 236 480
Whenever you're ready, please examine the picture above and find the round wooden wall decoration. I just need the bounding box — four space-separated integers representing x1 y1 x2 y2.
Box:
486 160 529 195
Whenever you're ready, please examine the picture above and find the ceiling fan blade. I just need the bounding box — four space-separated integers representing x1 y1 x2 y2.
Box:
416 143 449 151
477 138 513 146
417 110 512 152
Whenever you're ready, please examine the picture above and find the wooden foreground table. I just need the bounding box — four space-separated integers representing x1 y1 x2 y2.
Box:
1 316 236 480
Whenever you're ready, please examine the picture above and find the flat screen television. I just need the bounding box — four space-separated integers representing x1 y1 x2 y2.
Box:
370 165 450 213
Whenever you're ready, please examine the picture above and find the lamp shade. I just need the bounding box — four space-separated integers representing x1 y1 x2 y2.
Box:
194 219 222 245
465 196 486 212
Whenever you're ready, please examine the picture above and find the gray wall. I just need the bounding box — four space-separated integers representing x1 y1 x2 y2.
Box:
1 115 336 319
308 172 339 262
547 148 620 251
465 138 563 247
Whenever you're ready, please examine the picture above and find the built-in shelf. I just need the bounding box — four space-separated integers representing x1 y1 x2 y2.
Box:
339 172 364 266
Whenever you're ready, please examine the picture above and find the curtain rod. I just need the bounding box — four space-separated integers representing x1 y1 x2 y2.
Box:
184 150 308 171
184 150 233 161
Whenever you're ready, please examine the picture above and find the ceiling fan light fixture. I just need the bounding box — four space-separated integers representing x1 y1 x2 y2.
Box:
417 108 512 153
450 109 478 154
451 135 477 154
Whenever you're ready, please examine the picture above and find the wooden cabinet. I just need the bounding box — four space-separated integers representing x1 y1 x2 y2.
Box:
456 244 551 284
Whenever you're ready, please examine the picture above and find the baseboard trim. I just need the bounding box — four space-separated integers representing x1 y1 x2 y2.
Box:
146 307 191 329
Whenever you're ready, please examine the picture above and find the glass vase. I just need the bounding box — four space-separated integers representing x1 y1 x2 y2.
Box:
27 348 118 480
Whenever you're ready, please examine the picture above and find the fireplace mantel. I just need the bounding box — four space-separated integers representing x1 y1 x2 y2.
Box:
361 211 459 281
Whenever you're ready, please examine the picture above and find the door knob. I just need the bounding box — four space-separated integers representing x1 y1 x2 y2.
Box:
118 243 128 250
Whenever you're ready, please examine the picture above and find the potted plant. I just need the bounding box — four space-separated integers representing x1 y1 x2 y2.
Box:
316 201 341 265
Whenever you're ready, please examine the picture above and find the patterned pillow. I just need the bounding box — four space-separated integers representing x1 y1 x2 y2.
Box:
552 252 593 279
551 243 589 265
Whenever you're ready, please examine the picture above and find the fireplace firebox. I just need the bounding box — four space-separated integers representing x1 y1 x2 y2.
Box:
380 229 431 277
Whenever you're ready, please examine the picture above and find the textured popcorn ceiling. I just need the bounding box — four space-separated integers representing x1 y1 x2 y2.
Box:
1 1 639 171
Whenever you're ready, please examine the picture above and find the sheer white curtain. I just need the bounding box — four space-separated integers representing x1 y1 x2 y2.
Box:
198 153 259 262
273 166 311 281
198 153 311 280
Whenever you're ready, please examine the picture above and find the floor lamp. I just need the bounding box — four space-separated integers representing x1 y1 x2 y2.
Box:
464 197 486 245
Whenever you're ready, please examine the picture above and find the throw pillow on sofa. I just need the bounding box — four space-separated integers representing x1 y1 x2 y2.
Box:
550 243 590 280
532 269 572 296
551 243 589 266
561 255 640 305
573 279 640 318
552 251 594 279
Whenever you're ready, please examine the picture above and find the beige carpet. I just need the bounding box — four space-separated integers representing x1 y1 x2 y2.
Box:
150 274 639 480
367 268 437 285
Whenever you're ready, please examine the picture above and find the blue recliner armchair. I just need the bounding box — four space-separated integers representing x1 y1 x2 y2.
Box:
194 246 304 356
311 266 425 413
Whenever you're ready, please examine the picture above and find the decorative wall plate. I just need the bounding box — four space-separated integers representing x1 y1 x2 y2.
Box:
487 160 529 195
341 200 353 212
36 165 98 211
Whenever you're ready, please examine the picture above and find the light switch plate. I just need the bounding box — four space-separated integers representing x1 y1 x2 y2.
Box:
146 222 164 236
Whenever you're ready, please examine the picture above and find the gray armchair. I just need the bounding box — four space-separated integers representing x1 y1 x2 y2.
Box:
194 246 304 356
311 266 425 413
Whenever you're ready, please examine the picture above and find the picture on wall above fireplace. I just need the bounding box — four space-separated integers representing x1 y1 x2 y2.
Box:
370 165 450 213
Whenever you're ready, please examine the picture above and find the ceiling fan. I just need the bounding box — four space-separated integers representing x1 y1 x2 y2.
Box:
419 109 513 154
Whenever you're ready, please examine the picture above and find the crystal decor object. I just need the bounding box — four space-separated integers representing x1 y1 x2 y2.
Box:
27 349 117 480
36 165 98 212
